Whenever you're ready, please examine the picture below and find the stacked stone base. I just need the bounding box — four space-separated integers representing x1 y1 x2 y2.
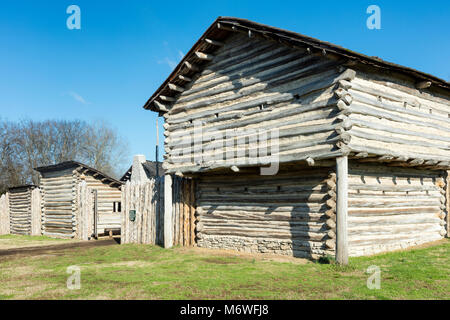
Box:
197 235 331 259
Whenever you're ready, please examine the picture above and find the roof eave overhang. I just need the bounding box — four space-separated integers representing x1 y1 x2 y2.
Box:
143 17 450 114
34 161 123 188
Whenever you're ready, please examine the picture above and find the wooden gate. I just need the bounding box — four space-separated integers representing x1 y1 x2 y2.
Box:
172 176 196 246
121 175 196 246
76 181 94 240
121 178 164 244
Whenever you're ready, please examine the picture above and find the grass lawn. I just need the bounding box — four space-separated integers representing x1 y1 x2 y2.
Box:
0 236 448 299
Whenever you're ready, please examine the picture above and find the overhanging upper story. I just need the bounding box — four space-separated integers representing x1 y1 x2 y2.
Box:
143 17 450 175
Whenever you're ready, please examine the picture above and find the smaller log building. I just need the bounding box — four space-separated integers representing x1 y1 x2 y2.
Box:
8 185 41 236
35 161 123 239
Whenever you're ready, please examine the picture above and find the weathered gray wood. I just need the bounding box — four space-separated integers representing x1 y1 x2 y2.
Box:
336 156 348 264
39 165 121 239
150 30 450 261
30 188 42 236
121 180 161 244
447 172 450 237
195 51 214 61
0 193 10 235
164 174 173 248
8 187 37 235
204 38 224 46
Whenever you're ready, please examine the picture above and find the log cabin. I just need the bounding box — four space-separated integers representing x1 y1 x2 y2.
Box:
143 17 450 262
8 185 41 236
34 161 123 239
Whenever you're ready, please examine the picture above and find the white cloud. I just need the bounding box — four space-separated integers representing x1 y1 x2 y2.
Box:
67 91 88 104
163 57 177 69
156 41 183 71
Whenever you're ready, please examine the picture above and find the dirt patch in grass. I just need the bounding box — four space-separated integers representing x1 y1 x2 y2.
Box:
0 236 76 250
181 247 310 265
93 260 155 269
363 239 449 258
0 239 118 260
201 257 240 265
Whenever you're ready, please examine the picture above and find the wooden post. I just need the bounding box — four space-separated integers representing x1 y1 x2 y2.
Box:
31 188 42 236
0 193 10 235
164 174 173 248
336 156 349 265
93 189 98 239
446 171 450 238
189 179 195 246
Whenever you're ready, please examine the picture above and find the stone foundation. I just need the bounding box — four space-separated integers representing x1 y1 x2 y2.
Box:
197 235 331 259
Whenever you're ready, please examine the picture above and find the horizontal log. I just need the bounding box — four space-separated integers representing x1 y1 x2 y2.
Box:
199 227 327 241
195 51 214 61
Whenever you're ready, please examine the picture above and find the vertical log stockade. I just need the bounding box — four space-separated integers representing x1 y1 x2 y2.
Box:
164 174 173 248
121 179 164 244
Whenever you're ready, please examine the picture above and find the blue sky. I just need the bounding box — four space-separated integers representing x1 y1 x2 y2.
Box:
1 0 449 167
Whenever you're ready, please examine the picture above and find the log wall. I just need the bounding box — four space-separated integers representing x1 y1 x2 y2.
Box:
121 178 164 245
347 162 446 256
8 187 34 235
40 169 75 238
343 71 450 166
0 193 10 235
163 33 354 173
195 167 336 258
75 172 122 235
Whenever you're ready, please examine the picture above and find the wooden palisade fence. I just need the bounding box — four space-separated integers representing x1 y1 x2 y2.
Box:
121 175 195 247
121 178 164 244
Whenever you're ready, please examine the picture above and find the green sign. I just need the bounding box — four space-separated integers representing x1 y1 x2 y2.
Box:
129 210 136 222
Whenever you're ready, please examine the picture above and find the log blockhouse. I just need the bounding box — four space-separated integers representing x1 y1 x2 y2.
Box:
144 17 450 262
35 161 122 239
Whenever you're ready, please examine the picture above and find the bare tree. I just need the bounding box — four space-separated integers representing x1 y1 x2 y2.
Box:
0 120 26 194
0 118 129 193
81 120 128 178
